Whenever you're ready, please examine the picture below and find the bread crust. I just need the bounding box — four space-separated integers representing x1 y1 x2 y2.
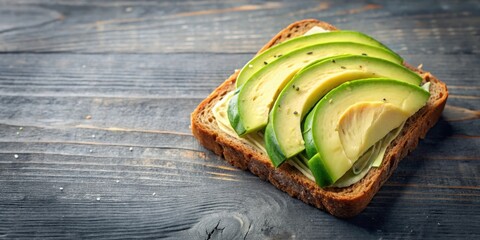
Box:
190 19 448 218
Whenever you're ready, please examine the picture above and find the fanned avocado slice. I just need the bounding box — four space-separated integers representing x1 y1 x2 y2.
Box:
264 55 422 166
305 79 429 187
227 42 403 136
235 31 398 88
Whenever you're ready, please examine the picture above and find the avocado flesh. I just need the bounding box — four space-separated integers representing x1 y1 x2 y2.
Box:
306 79 429 187
265 55 422 165
235 31 398 88
228 42 403 136
337 102 409 161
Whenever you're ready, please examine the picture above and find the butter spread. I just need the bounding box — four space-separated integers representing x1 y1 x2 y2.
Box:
212 90 267 153
304 26 332 35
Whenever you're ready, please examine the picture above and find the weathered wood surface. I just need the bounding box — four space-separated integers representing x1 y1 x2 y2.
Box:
0 0 479 239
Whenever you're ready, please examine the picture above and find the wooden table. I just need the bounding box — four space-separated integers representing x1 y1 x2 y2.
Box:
0 0 478 239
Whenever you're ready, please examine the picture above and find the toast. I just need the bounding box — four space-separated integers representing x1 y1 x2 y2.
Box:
190 19 448 218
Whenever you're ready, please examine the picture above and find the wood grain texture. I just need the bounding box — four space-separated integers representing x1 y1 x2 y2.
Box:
0 0 479 239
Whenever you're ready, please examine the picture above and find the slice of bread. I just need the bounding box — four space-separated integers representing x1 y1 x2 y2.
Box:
190 19 448 218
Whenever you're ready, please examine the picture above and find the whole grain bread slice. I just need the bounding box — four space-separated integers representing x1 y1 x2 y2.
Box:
190 19 448 218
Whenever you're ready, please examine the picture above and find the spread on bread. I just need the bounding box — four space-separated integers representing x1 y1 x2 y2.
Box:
214 27 430 187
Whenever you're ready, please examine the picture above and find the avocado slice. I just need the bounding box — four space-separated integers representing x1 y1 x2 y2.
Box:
305 79 429 187
265 55 422 166
235 31 398 88
228 42 403 136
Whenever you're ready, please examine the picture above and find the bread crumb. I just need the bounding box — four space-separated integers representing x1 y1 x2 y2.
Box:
59 187 64 191
96 197 101 201
85 115 92 120
129 147 133 151
152 192 156 196
417 63 423 69
14 154 18 159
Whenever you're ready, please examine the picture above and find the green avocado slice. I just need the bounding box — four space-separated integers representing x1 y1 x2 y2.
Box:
305 79 429 187
235 31 398 88
264 55 422 166
228 42 403 136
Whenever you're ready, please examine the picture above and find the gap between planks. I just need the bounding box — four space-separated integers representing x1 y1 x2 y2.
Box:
0 122 194 136
0 152 238 172
384 182 480 190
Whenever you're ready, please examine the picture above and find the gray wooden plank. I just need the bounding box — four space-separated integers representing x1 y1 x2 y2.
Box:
0 180 478 239
0 0 477 54
0 122 478 189
0 53 478 99
0 53 250 99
